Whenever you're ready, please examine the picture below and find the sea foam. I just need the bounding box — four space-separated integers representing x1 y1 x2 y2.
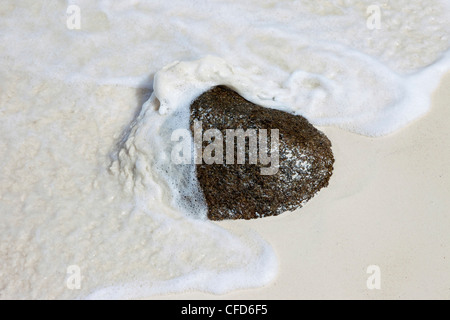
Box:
0 0 449 299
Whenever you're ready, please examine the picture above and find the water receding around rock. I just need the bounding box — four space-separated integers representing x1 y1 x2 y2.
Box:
1 0 449 299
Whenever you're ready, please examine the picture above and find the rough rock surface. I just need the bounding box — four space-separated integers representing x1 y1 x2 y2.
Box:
190 86 334 220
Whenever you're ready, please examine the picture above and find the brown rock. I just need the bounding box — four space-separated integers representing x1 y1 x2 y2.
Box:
190 86 334 220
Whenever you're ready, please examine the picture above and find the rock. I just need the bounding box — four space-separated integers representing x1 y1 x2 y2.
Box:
190 86 334 220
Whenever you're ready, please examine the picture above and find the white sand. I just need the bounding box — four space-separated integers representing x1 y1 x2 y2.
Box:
155 72 450 300
1 1 449 299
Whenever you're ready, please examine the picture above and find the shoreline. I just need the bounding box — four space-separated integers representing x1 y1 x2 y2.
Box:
154 71 450 300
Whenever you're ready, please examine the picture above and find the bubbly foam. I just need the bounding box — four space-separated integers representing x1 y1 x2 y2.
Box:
0 0 449 299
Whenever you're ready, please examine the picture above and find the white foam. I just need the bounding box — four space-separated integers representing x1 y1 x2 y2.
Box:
150 48 450 137
1 0 449 300
85 224 278 299
3 0 448 136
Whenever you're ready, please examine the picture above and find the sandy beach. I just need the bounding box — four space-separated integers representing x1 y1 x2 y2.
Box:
1 1 449 300
155 72 450 300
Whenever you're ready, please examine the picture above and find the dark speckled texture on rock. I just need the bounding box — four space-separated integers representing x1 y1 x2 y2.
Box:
190 86 334 220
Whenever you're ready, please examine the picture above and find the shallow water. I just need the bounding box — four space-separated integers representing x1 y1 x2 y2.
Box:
0 0 449 299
